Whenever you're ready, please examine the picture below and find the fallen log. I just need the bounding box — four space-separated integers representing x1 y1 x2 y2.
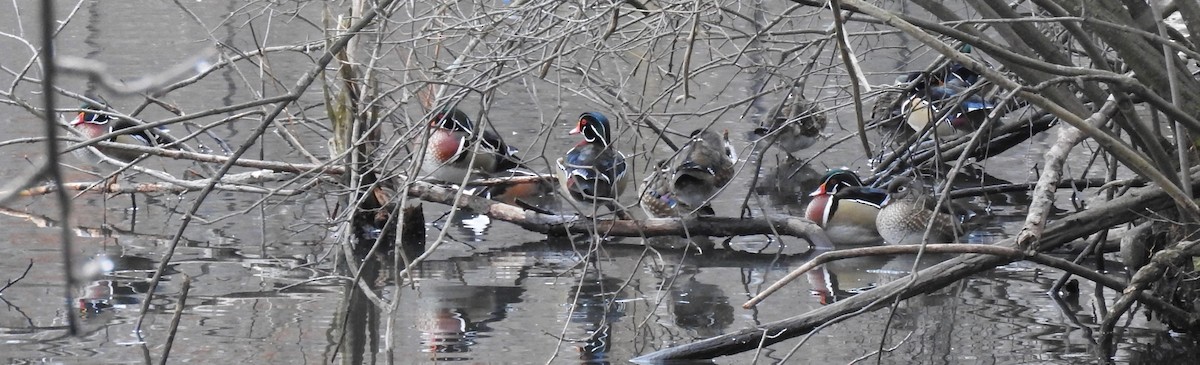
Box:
405 181 833 248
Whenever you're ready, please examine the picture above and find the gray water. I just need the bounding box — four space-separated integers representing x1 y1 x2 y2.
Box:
0 1 1194 364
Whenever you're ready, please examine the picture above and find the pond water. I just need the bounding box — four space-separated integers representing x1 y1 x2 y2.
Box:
0 1 1196 364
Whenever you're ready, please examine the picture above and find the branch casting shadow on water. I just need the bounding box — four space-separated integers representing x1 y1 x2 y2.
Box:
631 174 1200 361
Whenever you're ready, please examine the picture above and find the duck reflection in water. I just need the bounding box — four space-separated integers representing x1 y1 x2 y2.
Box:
416 284 524 359
804 264 857 305
565 269 629 364
797 254 892 305
753 158 821 212
418 307 474 356
669 271 734 338
78 280 137 318
77 254 155 320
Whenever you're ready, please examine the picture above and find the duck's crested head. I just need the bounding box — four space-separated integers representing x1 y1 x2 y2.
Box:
824 168 863 186
572 112 612 145
430 107 473 132
74 103 112 126
810 168 863 196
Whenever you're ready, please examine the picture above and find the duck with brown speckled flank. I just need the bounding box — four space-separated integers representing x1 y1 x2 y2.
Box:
642 129 737 218
753 92 827 156
875 177 963 244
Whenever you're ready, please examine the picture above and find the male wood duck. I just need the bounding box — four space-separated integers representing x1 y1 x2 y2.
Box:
899 66 996 138
753 92 827 154
422 107 522 183
557 112 628 207
927 69 994 130
642 129 737 217
72 106 171 162
874 177 961 244
479 169 558 212
804 169 888 244
901 95 965 138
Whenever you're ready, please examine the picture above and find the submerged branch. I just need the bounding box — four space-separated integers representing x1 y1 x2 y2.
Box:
12 170 305 196
743 244 1178 313
70 140 347 175
633 174 1200 361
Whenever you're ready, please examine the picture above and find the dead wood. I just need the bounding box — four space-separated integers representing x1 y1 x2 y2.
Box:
0 259 33 294
405 181 832 248
947 178 1132 199
1101 239 1200 352
632 176 1200 361
13 170 303 196
910 114 1058 171
743 244 1179 311
78 141 346 175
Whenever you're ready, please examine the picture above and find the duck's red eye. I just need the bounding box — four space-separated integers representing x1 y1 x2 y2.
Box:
430 114 446 127
569 118 585 134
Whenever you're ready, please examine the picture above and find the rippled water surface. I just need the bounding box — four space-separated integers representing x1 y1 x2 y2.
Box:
0 1 1196 364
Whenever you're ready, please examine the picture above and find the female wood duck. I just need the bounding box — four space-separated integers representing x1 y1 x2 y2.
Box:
423 107 522 183
804 169 888 244
557 112 628 206
874 177 960 244
753 92 827 154
72 106 171 162
642 129 737 217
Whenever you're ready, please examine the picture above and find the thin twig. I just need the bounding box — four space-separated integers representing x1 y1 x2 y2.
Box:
828 0 872 158
37 0 78 336
158 275 192 365
0 259 33 294
134 0 403 333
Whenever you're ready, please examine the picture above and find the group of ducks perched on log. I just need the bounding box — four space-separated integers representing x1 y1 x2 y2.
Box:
420 90 981 245
69 55 1000 247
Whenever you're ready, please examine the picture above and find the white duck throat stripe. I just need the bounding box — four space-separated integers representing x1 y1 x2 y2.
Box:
86 113 110 125
585 123 607 145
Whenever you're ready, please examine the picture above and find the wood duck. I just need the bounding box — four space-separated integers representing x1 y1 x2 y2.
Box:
641 129 737 217
753 92 827 154
927 72 994 130
901 95 965 138
557 112 628 207
874 177 961 244
422 107 522 183
71 106 172 162
479 169 558 212
899 66 996 138
804 169 888 244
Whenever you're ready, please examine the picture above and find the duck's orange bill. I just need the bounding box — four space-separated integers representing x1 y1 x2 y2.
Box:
809 182 828 197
